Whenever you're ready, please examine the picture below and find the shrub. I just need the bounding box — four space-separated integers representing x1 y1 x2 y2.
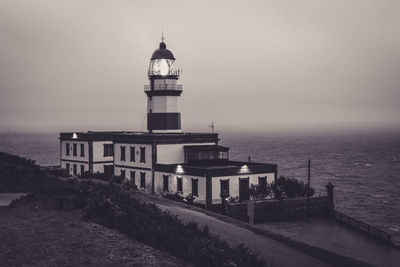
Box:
80 171 112 182
163 191 184 202
0 152 47 192
47 167 70 178
271 176 315 198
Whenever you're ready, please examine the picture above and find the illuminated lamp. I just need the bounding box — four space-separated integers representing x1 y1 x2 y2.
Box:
176 164 184 174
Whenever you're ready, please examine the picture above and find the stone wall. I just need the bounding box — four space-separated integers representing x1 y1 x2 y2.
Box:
225 196 331 222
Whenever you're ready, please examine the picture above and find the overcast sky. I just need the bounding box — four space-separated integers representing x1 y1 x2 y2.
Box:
0 0 399 133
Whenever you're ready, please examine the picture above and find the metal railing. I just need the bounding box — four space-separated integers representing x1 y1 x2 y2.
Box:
148 69 180 76
144 84 183 91
333 210 392 243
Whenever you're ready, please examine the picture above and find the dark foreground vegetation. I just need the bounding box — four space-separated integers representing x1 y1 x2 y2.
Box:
0 152 270 267
0 152 46 192
271 176 315 199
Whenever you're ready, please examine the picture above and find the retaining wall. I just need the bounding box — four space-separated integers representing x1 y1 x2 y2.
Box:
222 196 331 222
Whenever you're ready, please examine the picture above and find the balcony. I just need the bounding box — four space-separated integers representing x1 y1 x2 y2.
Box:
144 84 183 91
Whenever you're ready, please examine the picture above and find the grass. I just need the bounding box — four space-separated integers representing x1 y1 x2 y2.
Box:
1 152 271 267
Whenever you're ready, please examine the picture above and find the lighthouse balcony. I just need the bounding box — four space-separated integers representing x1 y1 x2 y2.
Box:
144 84 183 91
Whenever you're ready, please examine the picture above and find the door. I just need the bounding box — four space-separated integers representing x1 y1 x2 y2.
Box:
239 178 249 201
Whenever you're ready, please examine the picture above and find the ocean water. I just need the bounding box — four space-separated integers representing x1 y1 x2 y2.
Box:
218 130 400 242
0 131 399 241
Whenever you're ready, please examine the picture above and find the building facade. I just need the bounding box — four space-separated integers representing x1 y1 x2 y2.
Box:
59 38 278 207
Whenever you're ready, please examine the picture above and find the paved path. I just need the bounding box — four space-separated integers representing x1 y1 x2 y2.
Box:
132 192 330 267
258 218 400 267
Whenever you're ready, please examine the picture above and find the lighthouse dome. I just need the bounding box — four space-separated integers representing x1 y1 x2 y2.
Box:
148 40 179 77
151 42 175 60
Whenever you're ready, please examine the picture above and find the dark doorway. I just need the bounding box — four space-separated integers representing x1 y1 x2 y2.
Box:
239 178 249 201
104 165 114 176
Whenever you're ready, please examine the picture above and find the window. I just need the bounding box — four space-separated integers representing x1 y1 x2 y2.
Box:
103 144 113 157
121 169 126 178
140 147 146 163
219 151 228 160
140 172 146 188
80 165 85 175
66 143 70 156
73 143 77 156
130 171 135 183
80 144 85 157
220 179 229 195
177 177 183 193
120 146 126 161
258 177 267 194
73 164 77 175
66 163 70 174
130 146 135 162
192 179 198 196
163 175 169 192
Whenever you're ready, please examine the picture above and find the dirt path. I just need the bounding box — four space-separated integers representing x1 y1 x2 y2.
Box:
0 203 187 267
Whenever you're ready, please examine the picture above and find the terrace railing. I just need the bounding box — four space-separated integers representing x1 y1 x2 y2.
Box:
333 210 392 244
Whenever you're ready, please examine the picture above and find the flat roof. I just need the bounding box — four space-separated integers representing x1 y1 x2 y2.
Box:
184 145 229 151
59 131 219 144
155 161 277 177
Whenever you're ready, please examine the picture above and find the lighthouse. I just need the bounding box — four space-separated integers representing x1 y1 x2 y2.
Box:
145 37 182 133
60 35 278 206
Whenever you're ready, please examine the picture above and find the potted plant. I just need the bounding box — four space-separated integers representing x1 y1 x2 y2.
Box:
185 193 196 204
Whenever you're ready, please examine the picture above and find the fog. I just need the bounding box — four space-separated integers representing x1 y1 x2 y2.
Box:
1 0 399 133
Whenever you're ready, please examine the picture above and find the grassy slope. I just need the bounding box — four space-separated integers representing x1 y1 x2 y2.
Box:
0 152 270 267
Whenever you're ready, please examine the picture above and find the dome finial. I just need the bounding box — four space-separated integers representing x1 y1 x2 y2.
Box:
159 32 166 49
161 31 165 43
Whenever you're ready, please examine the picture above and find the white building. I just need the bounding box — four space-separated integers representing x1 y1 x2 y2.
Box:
60 38 277 207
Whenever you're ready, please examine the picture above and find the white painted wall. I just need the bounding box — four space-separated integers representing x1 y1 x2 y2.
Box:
93 141 114 162
154 172 206 201
61 161 88 176
114 166 152 192
211 172 275 201
114 143 152 169
92 163 113 173
60 140 89 162
147 96 179 113
157 142 216 164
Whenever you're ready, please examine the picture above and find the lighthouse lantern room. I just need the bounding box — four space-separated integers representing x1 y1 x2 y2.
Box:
145 37 182 133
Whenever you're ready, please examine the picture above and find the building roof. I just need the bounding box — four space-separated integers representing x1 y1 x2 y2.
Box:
155 161 277 177
184 145 229 151
151 42 175 60
59 131 219 144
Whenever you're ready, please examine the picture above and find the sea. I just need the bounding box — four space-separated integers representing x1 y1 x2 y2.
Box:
0 130 399 242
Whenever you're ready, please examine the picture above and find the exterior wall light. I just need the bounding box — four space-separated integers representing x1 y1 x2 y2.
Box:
239 165 249 174
72 133 78 139
176 164 184 174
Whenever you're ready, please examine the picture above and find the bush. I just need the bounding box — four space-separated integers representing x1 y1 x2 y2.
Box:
47 167 70 178
271 176 315 198
0 152 47 192
80 171 112 182
163 191 184 202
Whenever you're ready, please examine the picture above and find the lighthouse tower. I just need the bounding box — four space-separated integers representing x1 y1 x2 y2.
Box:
145 37 182 133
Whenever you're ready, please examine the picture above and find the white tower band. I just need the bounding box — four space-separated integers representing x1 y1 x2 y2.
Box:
145 38 182 133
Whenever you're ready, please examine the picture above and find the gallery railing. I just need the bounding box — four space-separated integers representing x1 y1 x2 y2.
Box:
144 84 183 91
